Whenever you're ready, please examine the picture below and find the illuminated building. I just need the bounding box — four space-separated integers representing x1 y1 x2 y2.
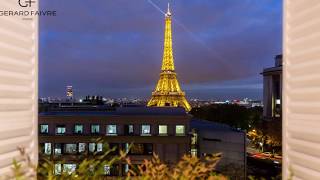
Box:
147 4 191 111
66 86 73 100
261 55 282 120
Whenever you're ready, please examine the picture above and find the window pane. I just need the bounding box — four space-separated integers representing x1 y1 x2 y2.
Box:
78 143 86 153
63 164 76 175
158 125 167 135
106 125 117 135
74 125 83 134
64 144 77 154
97 143 103 152
56 126 66 135
54 144 62 155
44 143 51 155
89 143 95 153
91 125 100 134
55 164 62 175
176 125 185 135
124 124 134 135
40 124 48 134
141 125 150 135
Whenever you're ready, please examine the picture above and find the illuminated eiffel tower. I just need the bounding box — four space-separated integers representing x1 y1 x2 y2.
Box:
147 4 191 111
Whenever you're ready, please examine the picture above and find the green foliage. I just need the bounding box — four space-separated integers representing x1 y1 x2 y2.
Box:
3 145 226 180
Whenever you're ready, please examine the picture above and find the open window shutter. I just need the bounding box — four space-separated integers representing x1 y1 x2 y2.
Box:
0 0 38 175
283 0 320 179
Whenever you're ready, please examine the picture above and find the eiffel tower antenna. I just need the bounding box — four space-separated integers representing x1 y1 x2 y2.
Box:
147 4 191 111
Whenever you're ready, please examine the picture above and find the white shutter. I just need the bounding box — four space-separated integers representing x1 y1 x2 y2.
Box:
0 0 38 176
283 0 320 179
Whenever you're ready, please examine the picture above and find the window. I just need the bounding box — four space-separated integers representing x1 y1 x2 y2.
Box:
141 125 151 135
104 165 111 175
89 143 96 153
78 143 86 153
158 125 168 135
55 164 62 175
191 148 197 157
63 164 76 175
54 143 62 155
124 124 134 135
175 125 185 136
106 125 117 135
44 143 51 155
56 125 66 135
128 143 153 155
40 124 49 134
97 143 103 152
91 124 100 134
74 124 83 134
64 144 77 154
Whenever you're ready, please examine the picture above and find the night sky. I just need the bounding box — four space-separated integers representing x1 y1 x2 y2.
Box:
39 0 282 100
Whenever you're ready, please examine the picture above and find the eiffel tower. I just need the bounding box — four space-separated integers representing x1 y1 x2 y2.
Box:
147 4 191 111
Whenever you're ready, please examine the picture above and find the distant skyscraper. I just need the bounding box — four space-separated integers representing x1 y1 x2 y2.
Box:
147 4 191 111
66 86 73 100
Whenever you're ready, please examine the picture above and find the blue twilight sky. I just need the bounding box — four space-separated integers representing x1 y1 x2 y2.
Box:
39 0 282 100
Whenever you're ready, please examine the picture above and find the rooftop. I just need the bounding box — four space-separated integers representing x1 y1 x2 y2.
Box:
39 107 188 116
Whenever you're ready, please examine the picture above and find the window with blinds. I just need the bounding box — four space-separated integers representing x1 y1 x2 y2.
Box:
283 0 320 179
0 0 38 176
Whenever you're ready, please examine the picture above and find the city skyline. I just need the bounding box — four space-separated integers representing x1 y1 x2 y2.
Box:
39 0 282 100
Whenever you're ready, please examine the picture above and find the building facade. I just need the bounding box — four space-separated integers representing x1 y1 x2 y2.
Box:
38 107 191 176
261 55 282 120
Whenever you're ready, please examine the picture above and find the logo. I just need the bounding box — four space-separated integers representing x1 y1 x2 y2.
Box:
18 0 36 8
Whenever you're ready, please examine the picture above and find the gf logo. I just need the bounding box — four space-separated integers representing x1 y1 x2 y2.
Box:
18 0 36 7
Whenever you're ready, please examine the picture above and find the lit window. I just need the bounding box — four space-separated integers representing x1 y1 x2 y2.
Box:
40 124 49 134
54 164 62 175
89 143 96 153
97 143 103 152
78 143 86 153
106 125 117 135
54 144 62 155
124 124 134 135
56 125 66 135
141 125 151 135
64 144 77 154
175 125 185 136
104 165 111 175
276 99 281 105
74 124 83 134
158 125 168 135
91 124 100 134
63 164 76 175
44 143 51 155
191 148 197 157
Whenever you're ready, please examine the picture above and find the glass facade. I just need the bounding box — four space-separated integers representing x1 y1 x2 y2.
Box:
40 124 49 134
158 125 168 135
141 125 151 135
106 125 117 135
175 125 185 135
91 124 100 134
74 124 83 134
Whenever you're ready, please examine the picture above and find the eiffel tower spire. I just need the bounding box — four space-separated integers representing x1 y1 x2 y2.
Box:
147 4 191 111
